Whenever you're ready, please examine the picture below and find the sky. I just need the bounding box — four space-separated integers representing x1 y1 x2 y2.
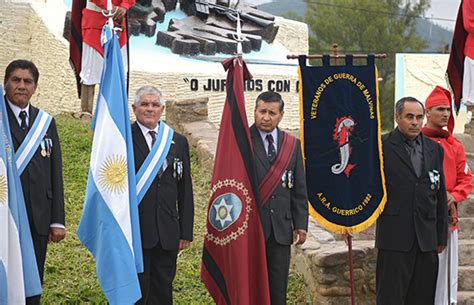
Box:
248 0 461 31
426 0 460 31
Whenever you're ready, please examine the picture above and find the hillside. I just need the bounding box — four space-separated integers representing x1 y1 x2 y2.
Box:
257 0 453 52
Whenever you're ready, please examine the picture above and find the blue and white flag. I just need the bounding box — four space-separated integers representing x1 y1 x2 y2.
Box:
0 87 41 304
77 22 143 304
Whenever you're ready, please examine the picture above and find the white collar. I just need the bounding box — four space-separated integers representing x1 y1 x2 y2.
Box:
136 121 159 137
7 98 30 119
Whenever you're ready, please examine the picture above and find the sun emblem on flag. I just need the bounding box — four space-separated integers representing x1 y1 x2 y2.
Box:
98 155 128 194
0 174 6 205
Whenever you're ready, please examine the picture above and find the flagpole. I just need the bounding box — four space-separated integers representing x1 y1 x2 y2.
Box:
332 43 356 305
104 0 114 29
232 11 244 57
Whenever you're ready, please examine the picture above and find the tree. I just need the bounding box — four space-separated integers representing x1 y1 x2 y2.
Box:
303 0 430 129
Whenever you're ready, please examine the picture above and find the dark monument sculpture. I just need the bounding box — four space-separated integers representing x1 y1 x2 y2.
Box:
63 0 278 56
128 0 278 55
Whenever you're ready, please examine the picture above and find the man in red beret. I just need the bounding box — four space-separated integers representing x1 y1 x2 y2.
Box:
422 85 473 305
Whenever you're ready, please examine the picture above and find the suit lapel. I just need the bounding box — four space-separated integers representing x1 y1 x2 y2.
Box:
422 134 434 176
165 134 176 172
250 124 271 171
132 122 149 165
277 128 283 151
6 101 25 146
28 105 39 129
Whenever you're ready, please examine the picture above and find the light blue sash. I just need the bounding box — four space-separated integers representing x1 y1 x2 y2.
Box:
136 122 174 204
15 110 52 174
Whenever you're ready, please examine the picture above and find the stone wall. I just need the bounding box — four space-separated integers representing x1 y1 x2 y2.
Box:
292 219 377 305
274 16 309 55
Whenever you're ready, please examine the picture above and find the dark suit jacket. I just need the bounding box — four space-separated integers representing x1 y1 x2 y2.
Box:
132 122 194 250
376 128 448 252
7 103 65 236
250 125 308 245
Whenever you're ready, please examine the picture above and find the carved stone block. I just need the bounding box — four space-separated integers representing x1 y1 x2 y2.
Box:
162 0 178 11
128 19 142 36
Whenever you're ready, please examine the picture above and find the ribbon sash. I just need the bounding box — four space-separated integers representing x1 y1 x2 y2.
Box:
136 122 174 204
258 132 297 206
15 110 52 174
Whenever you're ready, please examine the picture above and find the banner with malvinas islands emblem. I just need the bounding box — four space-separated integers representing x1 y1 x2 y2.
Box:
298 54 387 234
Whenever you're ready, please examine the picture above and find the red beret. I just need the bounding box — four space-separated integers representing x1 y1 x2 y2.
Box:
425 86 452 109
425 86 454 134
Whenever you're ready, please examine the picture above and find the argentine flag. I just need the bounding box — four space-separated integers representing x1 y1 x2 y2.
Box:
77 21 143 304
0 88 41 304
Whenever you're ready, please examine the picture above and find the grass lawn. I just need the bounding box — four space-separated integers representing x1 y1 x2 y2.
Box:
41 114 310 304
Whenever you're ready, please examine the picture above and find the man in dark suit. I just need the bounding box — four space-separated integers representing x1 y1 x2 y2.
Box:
131 85 194 305
376 97 448 305
3 59 65 305
250 91 308 305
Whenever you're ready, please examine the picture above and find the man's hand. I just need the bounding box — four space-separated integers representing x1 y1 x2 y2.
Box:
447 192 456 207
447 192 458 225
179 240 191 251
437 245 446 253
48 227 66 243
293 229 307 245
113 6 126 23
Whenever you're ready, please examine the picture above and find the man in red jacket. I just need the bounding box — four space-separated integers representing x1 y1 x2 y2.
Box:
422 86 473 305
80 0 134 113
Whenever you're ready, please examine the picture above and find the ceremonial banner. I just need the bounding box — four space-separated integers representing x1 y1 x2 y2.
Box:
298 54 386 234
77 22 143 304
0 88 42 304
446 0 467 113
201 56 270 305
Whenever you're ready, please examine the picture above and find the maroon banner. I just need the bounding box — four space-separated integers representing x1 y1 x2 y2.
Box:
447 0 467 113
69 0 85 98
201 56 270 305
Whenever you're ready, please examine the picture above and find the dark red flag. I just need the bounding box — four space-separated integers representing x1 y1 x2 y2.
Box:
201 56 270 305
69 0 85 98
447 0 467 113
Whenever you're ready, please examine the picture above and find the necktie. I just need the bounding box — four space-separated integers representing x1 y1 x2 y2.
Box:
149 130 156 148
19 110 28 132
266 134 276 163
406 140 422 177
